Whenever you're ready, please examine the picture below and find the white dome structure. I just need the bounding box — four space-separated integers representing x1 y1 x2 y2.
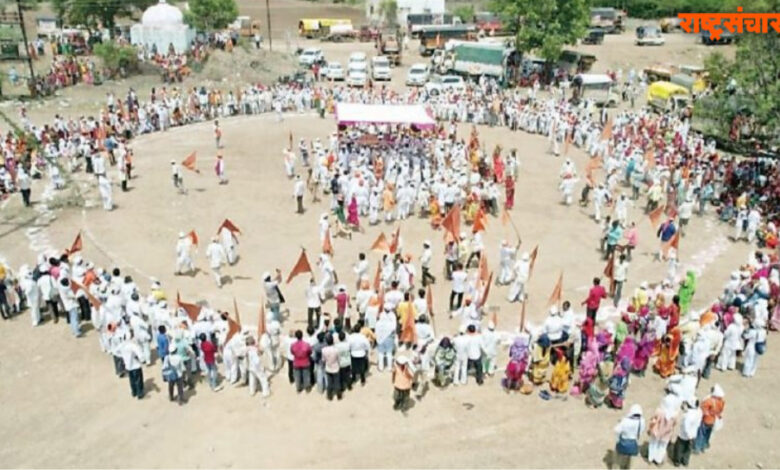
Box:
131 0 195 54
141 0 184 27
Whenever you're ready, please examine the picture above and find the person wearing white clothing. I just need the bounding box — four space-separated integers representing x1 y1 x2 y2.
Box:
613 404 645 470
205 237 227 287
452 328 470 386
246 337 270 397
175 232 194 275
121 330 145 399
481 321 500 375
19 266 40 326
497 240 517 286
672 399 703 466
219 226 238 265
647 394 680 465
741 318 766 378
352 253 369 290
717 313 743 370
97 175 113 211
507 252 530 302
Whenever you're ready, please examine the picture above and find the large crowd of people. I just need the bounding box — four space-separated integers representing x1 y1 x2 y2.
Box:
1 67 778 469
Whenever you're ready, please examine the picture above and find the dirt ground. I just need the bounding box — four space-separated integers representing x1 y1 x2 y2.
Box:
2 3 776 469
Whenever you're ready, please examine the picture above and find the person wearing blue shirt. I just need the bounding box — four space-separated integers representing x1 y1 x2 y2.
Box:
156 325 169 363
606 221 624 260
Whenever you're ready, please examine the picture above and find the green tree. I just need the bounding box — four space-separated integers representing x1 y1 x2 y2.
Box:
695 0 780 148
378 0 398 26
453 4 475 23
184 0 238 31
50 0 152 28
490 0 590 62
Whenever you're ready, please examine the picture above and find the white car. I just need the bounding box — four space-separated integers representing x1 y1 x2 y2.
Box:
406 63 429 86
635 26 665 46
347 63 368 87
371 56 392 81
348 51 368 68
298 47 323 67
323 61 344 81
424 74 465 95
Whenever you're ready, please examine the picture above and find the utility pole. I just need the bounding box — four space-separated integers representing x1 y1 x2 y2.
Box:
15 0 36 92
265 0 272 51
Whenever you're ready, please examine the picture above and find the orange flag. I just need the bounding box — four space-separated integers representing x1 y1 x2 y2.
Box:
188 230 199 247
547 271 564 307
68 231 83 255
176 291 201 323
441 204 461 241
389 226 401 254
373 261 382 292
286 249 313 284
478 253 489 285
528 245 539 278
663 231 680 257
601 118 613 141
322 228 334 255
370 232 390 253
182 151 199 173
426 284 434 317
218 218 242 236
226 316 240 344
479 271 494 308
648 205 665 229
258 298 267 336
72 280 101 309
472 208 487 233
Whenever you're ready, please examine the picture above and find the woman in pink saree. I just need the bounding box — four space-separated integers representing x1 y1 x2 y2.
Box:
347 195 360 230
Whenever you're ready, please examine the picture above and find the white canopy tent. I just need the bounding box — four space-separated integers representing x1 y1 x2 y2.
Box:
335 103 436 129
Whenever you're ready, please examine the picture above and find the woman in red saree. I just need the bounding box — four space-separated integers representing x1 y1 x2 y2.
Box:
492 147 505 183
504 174 515 210
347 195 360 230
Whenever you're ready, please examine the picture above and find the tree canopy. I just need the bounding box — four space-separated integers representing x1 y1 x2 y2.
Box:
50 0 154 28
489 0 590 62
183 0 239 31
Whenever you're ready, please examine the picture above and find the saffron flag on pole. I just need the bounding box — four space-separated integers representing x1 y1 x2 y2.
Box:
547 271 564 307
603 252 615 279
233 297 242 327
322 228 334 255
286 249 313 284
182 151 199 173
67 231 83 255
258 298 267 337
370 232 390 253
663 231 680 257
472 208 487 233
441 204 461 241
218 218 242 236
648 205 665 229
426 284 434 317
389 226 401 254
72 280 101 309
528 245 539 279
187 230 199 247
479 272 494 308
478 253 489 285
176 291 201 323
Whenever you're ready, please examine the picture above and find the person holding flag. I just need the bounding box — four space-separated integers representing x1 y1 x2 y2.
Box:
175 231 195 276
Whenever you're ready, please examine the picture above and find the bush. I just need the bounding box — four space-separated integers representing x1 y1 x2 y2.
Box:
93 41 139 78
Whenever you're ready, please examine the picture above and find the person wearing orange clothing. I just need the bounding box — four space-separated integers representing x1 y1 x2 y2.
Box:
392 355 415 411
693 384 725 454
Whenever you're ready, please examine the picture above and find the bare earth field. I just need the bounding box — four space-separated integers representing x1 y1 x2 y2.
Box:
1 2 774 469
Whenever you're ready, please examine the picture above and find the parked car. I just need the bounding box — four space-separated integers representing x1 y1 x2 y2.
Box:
582 28 605 45
347 63 368 87
371 56 392 81
406 63 429 86
322 61 345 81
424 74 465 95
298 47 324 67
348 51 368 67
635 26 665 46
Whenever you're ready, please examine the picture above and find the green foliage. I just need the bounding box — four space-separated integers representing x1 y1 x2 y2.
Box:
453 4 475 23
696 32 780 147
489 0 590 62
378 0 398 26
184 0 239 31
49 0 152 28
93 41 139 75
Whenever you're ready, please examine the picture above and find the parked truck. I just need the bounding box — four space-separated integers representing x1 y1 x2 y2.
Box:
449 42 520 86
379 30 402 66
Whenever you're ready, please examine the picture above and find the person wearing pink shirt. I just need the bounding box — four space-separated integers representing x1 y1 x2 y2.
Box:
624 222 638 261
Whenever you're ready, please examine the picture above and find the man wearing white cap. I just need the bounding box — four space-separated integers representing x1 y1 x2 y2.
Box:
741 316 766 378
452 326 470 385
694 384 725 453
205 236 227 287
219 225 238 266
97 175 113 211
246 336 270 398
507 252 530 303
375 305 397 372
293 175 305 214
497 240 516 286
175 232 194 276
481 321 499 376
